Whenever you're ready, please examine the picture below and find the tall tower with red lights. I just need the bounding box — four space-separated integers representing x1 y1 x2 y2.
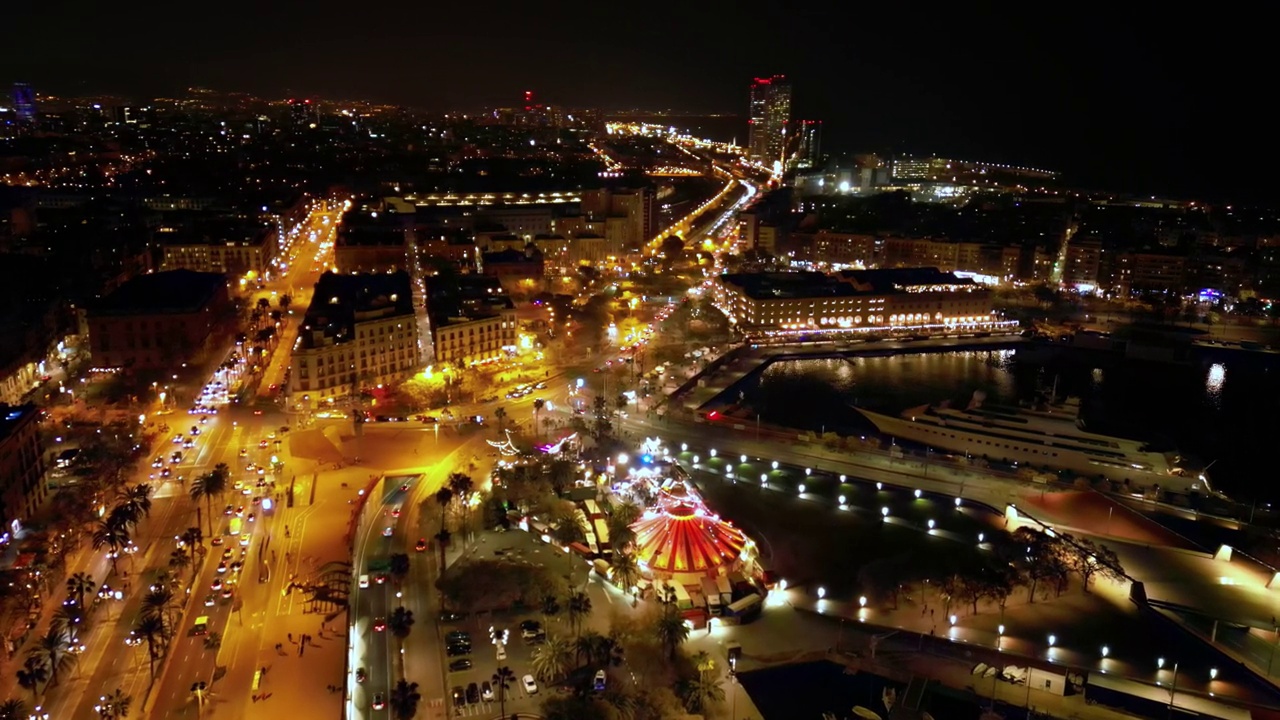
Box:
747 75 791 164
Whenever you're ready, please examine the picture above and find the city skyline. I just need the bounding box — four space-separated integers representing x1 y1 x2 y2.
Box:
2 2 1273 202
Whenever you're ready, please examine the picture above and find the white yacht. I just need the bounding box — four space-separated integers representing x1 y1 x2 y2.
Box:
856 392 1214 496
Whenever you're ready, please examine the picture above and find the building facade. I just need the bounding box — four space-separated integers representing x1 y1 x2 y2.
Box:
432 313 518 366
87 270 230 371
748 75 791 165
716 268 998 334
159 223 278 280
0 403 47 531
290 271 420 401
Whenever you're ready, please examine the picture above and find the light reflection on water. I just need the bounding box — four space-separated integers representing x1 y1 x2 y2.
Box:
1206 363 1227 407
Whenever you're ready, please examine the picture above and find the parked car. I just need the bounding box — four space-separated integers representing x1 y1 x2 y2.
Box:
522 674 538 694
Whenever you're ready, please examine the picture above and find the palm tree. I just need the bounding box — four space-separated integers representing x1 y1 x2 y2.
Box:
66 572 96 608
169 548 191 574
190 464 229 536
27 628 75 688
609 552 641 594
565 591 592 637
119 483 153 521
492 665 515 720
97 687 132 718
532 399 545 440
388 679 421 720
531 634 574 682
447 473 474 542
388 606 415 640
388 553 410 584
180 526 203 565
606 518 637 555
494 405 507 434
575 630 604 668
53 605 86 642
91 518 132 574
133 614 166 682
142 588 176 628
433 487 454 532
0 699 26 720
541 595 561 625
611 500 643 527
15 656 47 704
678 674 725 715
654 605 689 660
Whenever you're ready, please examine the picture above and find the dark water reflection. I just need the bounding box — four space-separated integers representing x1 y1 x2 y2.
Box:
743 349 1280 500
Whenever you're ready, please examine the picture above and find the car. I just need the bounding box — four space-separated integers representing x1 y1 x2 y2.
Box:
355 667 367 683
190 426 200 436
382 526 393 537
204 594 216 607
239 534 250 546
221 587 234 599
439 611 465 623
172 434 184 444
239 448 248 457
414 538 428 552
390 506 401 518
230 561 243 573
152 457 164 468
445 643 471 657
446 631 470 642
371 693 385 710
210 578 223 591
247 513 255 523
448 658 472 672
222 549 234 560
399 482 411 492
223 505 233 516
216 562 227 574
358 575 369 589
183 438 195 449
496 643 506 661
374 573 387 585
451 687 465 707
171 451 182 464
373 618 386 632
520 620 542 638
594 669 606 691
259 440 269 448
522 674 538 695
210 535 223 546
235 506 245 516
466 683 479 704
160 468 172 478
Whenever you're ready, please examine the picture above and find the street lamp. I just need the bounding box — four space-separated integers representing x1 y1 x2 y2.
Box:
914 489 922 498
1101 645 1110 658
817 587 826 599
798 484 806 494
997 624 1005 651
876 482 883 490
881 506 889 518
1047 634 1056 647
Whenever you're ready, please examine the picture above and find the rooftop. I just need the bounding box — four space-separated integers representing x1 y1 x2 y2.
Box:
299 271 415 348
92 270 228 316
720 268 979 300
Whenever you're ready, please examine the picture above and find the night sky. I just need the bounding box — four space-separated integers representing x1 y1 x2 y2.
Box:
3 2 1270 201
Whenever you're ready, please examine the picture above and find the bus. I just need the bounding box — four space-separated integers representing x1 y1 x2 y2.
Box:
228 517 243 537
193 616 210 635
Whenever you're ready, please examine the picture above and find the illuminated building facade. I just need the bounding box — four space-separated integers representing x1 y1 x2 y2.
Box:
748 76 791 165
87 271 231 371
290 272 419 400
716 268 1000 334
159 222 279 281
0 403 47 530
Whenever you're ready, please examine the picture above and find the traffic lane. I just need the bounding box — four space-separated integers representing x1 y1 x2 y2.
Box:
153 525 257 715
350 480 406 720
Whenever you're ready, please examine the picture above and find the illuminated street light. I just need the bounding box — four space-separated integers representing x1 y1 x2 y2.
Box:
955 497 962 507
876 482 883 490
914 489 922 499
927 520 935 529
1210 667 1218 680
1158 657 1165 669
710 449 717 457
839 474 847 482
978 533 985 543
771 461 779 470
1102 645 1110 657
797 484 806 494
817 587 826 599
838 495 846 505
859 596 867 608
804 468 811 476
881 506 889 517
949 614 957 626
1048 635 1057 647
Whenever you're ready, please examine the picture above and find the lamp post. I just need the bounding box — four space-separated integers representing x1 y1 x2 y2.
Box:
1167 662 1180 720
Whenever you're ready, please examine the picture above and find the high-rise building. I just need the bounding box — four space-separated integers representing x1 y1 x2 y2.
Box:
748 75 791 165
796 120 822 168
11 83 37 125
289 98 315 127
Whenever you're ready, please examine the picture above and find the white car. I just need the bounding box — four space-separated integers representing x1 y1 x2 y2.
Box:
359 574 370 589
522 674 538 695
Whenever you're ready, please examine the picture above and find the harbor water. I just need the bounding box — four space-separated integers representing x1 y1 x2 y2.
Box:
741 348 1280 501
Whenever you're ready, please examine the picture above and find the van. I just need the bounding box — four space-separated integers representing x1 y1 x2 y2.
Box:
193 616 209 635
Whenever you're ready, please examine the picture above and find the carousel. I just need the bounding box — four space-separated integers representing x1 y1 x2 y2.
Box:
631 492 758 586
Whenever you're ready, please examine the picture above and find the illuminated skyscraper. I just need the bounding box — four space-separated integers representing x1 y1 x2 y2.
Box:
796 119 822 168
11 83 37 125
288 98 314 126
747 75 791 164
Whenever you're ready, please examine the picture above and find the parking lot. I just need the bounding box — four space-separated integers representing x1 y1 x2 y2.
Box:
439 528 592 717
